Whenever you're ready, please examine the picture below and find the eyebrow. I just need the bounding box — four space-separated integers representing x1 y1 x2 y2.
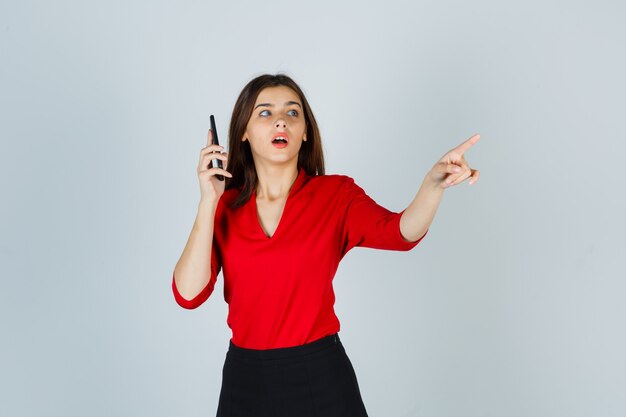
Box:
254 101 302 110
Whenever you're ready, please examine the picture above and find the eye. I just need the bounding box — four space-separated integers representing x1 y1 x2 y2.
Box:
288 109 299 117
259 109 270 117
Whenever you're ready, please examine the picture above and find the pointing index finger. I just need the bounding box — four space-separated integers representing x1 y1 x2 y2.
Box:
454 133 480 155
207 128 213 147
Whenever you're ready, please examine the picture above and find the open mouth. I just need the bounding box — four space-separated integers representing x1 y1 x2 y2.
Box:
271 134 289 148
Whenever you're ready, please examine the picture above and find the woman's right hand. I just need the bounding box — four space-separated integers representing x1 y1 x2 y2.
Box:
197 128 232 202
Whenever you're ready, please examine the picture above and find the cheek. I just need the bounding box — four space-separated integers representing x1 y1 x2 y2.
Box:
296 121 307 135
246 123 264 139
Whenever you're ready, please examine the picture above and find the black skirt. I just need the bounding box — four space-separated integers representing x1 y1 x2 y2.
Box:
216 333 369 417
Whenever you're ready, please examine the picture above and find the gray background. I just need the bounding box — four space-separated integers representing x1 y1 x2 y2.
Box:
1 0 624 416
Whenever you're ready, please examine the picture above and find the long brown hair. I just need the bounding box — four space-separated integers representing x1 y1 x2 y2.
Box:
224 73 325 209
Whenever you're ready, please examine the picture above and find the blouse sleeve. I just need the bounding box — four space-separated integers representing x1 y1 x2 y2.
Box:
340 176 428 256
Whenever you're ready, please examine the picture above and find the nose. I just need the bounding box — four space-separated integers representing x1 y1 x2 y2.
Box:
275 119 287 129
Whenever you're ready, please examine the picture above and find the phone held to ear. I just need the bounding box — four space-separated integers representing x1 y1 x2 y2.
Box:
209 114 224 181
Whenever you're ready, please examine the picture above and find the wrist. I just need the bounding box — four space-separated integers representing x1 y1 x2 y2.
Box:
198 198 218 213
423 173 444 191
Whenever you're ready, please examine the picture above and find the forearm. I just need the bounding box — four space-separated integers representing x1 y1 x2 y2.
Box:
399 175 444 242
173 199 218 300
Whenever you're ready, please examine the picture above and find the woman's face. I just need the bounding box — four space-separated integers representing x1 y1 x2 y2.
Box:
243 85 307 168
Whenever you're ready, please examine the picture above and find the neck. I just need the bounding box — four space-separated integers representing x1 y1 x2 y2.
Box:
255 164 299 201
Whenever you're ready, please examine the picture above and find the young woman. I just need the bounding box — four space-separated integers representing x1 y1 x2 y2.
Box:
172 73 480 416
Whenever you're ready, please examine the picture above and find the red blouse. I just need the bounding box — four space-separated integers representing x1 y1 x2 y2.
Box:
172 167 428 349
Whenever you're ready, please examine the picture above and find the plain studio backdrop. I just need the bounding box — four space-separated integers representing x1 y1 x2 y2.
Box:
1 1 624 416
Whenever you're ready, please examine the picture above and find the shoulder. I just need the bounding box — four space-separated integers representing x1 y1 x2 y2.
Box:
221 187 241 201
307 172 355 189
304 173 361 204
214 187 246 216
315 173 364 196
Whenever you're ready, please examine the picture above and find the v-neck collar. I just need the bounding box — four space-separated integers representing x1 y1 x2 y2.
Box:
252 166 308 240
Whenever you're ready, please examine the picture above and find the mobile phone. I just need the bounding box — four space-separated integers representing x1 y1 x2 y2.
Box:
209 114 224 181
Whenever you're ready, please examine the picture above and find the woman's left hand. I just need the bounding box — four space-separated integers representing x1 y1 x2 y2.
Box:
427 133 481 189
